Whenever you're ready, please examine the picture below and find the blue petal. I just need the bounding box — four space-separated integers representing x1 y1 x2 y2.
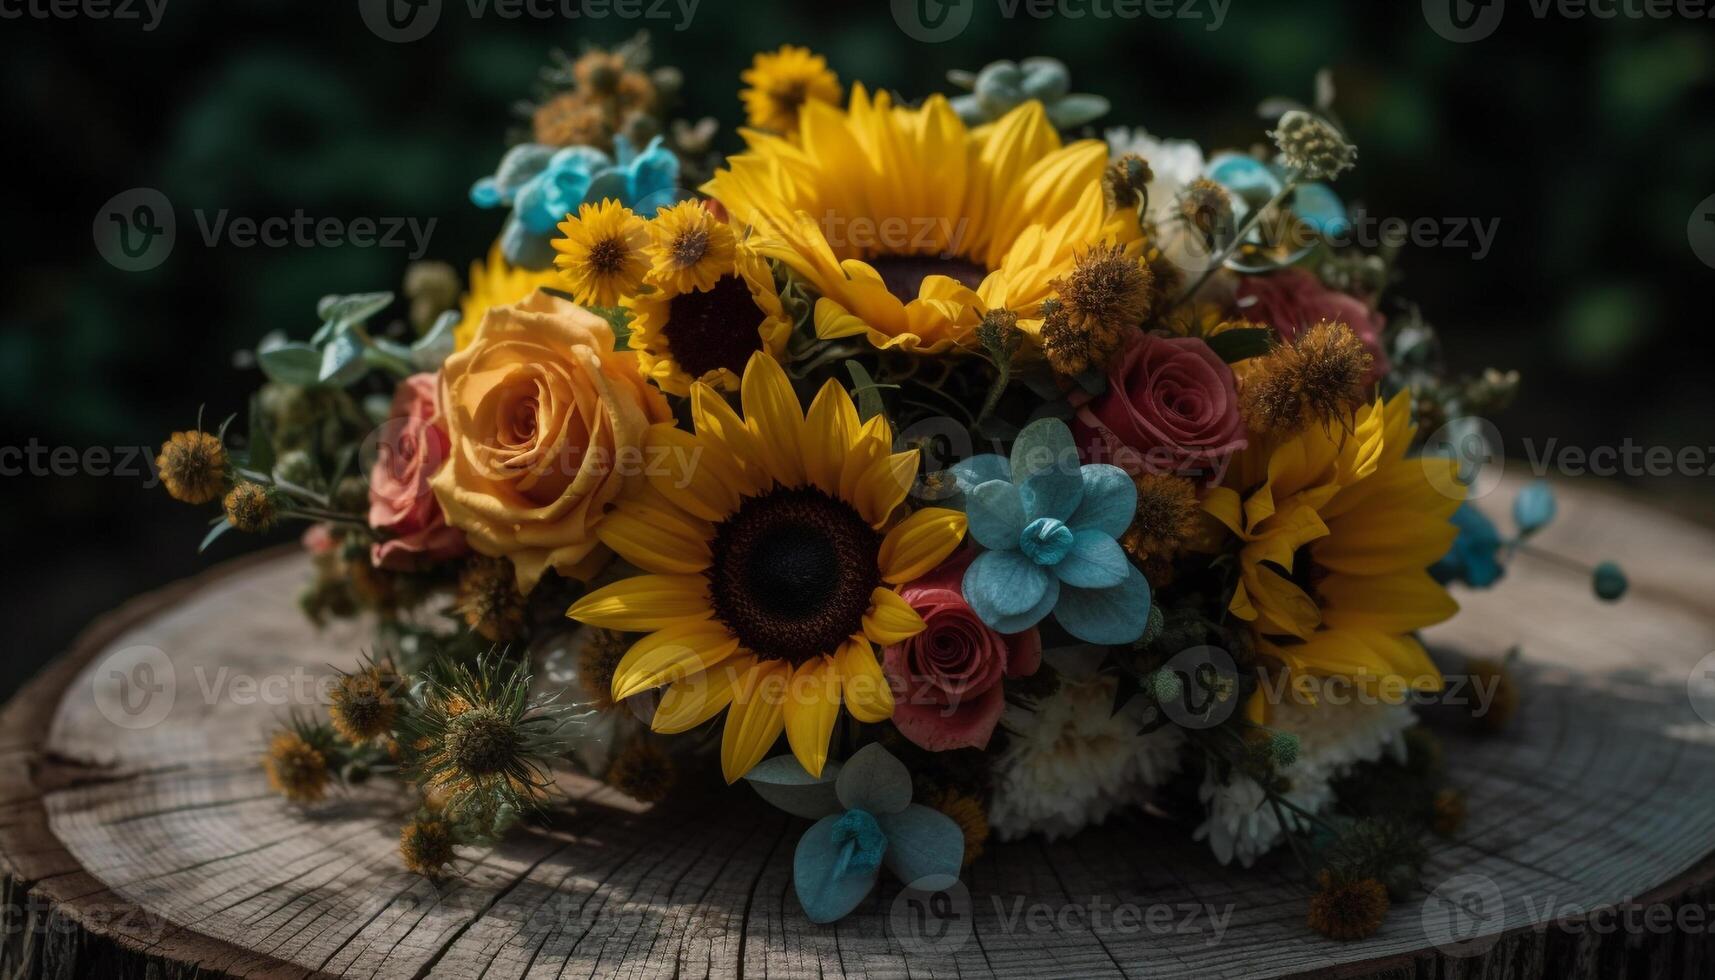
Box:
964 550 1051 622
967 480 1026 551
834 744 913 816
981 576 1060 634
1513 480 1557 537
1054 530 1129 589
627 136 682 210
1066 463 1136 539
794 813 883 924
1206 152 1283 204
513 176 554 234
1008 417 1079 486
1293 182 1349 238
1019 468 1083 523
1053 564 1152 644
877 805 965 887
469 177 503 209
745 755 845 820
951 454 1010 495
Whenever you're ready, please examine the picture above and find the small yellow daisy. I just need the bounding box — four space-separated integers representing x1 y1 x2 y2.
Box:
552 199 650 307
739 45 842 134
646 200 737 293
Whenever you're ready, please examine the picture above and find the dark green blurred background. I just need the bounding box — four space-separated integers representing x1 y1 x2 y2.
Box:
2 0 1711 697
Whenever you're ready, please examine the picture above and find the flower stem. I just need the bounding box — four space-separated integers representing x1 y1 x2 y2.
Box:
1175 168 1303 304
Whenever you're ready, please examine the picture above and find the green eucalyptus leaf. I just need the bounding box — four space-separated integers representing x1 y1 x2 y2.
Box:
744 755 845 820
412 310 459 371
1204 328 1276 363
845 360 886 422
199 520 234 554
256 340 323 386
319 328 368 385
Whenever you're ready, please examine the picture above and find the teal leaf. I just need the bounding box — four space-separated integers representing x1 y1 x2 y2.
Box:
1045 94 1111 128
1053 564 1152 644
199 520 234 554
1009 417 1078 486
1055 530 1129 589
1066 464 1136 539
834 744 912 816
1513 481 1557 537
964 549 1051 620
794 812 883 924
967 479 1026 551
877 804 964 886
319 328 368 386
255 340 322 386
744 755 845 820
1019 467 1083 523
411 310 458 371
950 454 1009 494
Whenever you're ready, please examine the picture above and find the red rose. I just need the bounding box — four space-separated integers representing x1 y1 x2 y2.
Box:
1234 268 1390 382
1072 332 1247 484
368 373 468 570
883 550 1041 752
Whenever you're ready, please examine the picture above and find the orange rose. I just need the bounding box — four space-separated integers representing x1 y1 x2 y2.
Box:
431 289 670 591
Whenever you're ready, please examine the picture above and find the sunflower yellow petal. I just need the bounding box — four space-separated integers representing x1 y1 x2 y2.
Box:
596 504 712 575
645 423 743 523
862 587 927 646
653 659 746 734
721 660 789 783
802 379 859 496
782 657 841 778
611 619 741 701
878 507 968 584
567 574 711 631
690 382 769 492
855 449 920 526
835 635 894 723
739 351 805 487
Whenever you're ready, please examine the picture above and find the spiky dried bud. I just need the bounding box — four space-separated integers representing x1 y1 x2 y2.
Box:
606 740 676 803
157 430 229 504
1239 321 1374 436
1121 473 1201 563
1307 871 1389 941
399 818 457 878
458 556 527 642
264 730 330 803
1177 178 1234 239
330 668 399 744
1039 244 1153 375
223 482 277 533
1270 110 1357 181
1103 153 1153 213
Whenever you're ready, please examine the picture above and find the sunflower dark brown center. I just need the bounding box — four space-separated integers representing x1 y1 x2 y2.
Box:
707 486 882 665
868 255 988 305
663 274 765 379
588 236 627 275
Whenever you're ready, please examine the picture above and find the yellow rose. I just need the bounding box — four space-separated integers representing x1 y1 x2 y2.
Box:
431 289 671 592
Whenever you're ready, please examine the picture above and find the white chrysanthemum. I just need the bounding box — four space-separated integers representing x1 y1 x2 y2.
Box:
989 674 1186 842
1194 697 1415 867
1104 127 1206 223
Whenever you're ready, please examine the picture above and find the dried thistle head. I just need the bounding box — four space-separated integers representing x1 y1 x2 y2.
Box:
223 482 276 532
1177 178 1234 239
1239 320 1373 436
1121 473 1201 563
1039 244 1153 375
1103 153 1153 213
403 652 580 825
1270 110 1357 182
605 739 676 804
157 430 229 504
533 90 612 148
458 556 527 642
329 663 400 745
399 817 458 878
578 629 629 712
263 717 334 804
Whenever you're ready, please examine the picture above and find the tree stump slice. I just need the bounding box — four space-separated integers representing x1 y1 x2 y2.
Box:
7 476 1715 979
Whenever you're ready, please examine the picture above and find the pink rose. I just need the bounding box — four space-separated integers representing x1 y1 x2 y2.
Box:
883 550 1041 752
1233 268 1390 382
1072 333 1246 484
368 373 468 570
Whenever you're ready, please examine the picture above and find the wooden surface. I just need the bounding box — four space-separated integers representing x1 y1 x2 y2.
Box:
6 476 1715 979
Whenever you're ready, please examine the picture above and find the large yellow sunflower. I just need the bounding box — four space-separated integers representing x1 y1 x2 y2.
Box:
455 245 565 350
1202 392 1461 721
627 209 793 396
567 353 968 782
703 86 1139 353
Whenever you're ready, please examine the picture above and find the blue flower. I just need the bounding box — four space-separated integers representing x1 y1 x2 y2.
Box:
744 745 965 924
470 136 683 270
1431 503 1506 588
1512 480 1557 537
952 418 1151 644
1204 152 1350 262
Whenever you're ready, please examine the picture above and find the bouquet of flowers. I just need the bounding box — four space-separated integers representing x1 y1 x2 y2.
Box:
151 38 1623 940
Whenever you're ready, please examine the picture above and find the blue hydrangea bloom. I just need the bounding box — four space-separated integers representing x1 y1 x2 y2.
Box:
1513 480 1558 537
1205 152 1350 250
470 136 682 270
1431 503 1506 588
953 418 1151 644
